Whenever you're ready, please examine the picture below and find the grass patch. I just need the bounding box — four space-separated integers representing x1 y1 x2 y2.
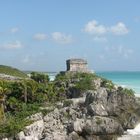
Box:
0 103 41 138
0 65 28 78
63 100 73 107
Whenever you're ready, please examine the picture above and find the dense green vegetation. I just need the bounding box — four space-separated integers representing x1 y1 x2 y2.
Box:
55 72 97 91
0 71 66 138
117 86 135 96
30 72 49 84
100 78 115 91
0 65 28 78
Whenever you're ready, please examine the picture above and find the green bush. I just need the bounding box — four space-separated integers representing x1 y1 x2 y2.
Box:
31 72 49 84
123 88 135 96
101 78 114 90
34 93 48 103
75 73 95 91
0 102 41 137
63 100 73 107
0 114 31 137
117 86 135 96
56 72 96 91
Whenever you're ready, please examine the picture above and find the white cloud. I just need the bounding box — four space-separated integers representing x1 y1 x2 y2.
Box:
51 32 73 44
117 45 133 58
110 22 129 35
83 20 129 36
33 33 48 41
1 40 23 49
105 45 134 59
83 20 107 35
10 27 19 33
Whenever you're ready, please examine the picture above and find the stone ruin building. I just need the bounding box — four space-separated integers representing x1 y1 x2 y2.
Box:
66 58 89 73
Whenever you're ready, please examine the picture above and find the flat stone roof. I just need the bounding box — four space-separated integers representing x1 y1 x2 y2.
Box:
66 59 87 64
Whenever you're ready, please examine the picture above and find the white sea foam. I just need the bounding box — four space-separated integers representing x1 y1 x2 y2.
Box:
127 123 140 135
118 123 140 140
120 85 127 88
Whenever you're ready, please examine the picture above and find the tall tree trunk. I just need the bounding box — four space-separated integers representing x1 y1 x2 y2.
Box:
0 102 5 122
24 85 27 103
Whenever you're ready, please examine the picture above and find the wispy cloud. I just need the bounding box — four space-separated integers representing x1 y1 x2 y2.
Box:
10 27 19 33
51 32 73 44
33 33 48 41
105 45 134 59
83 20 129 36
0 40 23 49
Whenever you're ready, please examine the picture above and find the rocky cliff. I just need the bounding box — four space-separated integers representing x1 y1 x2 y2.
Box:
3 72 140 140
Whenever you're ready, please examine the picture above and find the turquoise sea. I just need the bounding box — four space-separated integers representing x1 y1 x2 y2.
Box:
96 71 140 94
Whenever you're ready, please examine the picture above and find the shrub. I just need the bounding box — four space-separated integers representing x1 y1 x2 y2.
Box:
34 93 48 103
117 86 135 96
31 72 49 84
101 78 114 90
123 88 135 96
63 100 73 107
75 73 95 91
0 113 31 137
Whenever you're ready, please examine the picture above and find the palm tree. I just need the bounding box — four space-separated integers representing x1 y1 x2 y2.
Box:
26 80 38 102
11 81 28 103
20 80 28 103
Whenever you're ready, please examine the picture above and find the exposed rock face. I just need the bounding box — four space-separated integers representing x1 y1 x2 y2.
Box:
85 89 108 116
16 113 44 140
43 108 67 140
69 117 123 135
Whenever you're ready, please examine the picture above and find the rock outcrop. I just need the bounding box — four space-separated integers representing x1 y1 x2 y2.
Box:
16 113 44 140
3 73 140 140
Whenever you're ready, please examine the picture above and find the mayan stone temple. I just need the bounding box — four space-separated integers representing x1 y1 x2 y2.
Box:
66 58 90 73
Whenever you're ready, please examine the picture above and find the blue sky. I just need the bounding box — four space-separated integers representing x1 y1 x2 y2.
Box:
0 0 140 71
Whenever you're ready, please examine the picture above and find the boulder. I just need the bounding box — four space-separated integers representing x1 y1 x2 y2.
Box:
85 88 108 106
42 108 67 140
68 131 85 140
70 97 86 107
83 116 124 135
87 103 108 116
84 90 97 105
16 120 44 140
72 119 85 133
93 78 102 89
